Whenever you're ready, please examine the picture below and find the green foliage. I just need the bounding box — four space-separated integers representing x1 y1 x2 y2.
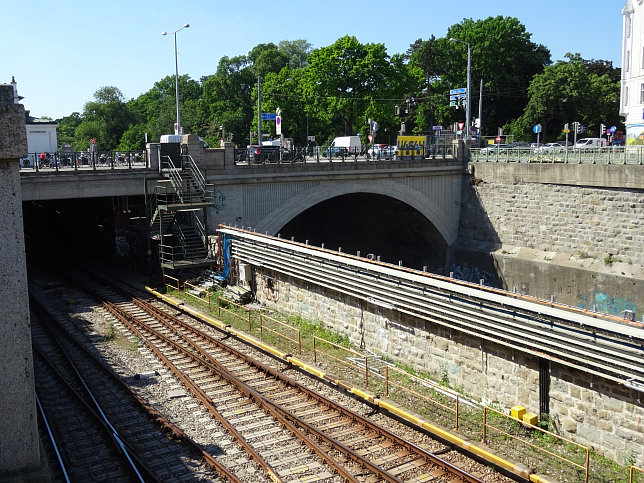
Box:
49 24 621 152
506 53 620 141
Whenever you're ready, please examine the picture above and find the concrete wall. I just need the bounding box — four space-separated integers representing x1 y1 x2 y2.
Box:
0 85 41 475
455 162 644 318
253 271 644 467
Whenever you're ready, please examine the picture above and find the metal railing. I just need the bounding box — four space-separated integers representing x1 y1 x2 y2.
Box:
19 150 148 171
470 145 644 164
159 280 599 482
235 144 455 165
483 406 590 483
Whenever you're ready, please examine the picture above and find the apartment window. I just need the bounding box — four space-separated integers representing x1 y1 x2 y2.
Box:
626 51 631 72
627 15 632 38
641 84 644 103
625 86 629 106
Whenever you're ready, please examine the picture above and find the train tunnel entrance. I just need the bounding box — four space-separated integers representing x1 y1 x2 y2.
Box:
277 193 447 274
22 196 148 270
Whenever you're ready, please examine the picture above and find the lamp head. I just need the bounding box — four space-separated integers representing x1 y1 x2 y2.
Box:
183 23 190 28
161 31 168 36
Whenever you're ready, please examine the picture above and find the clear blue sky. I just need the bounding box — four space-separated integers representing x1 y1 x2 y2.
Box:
2 0 624 119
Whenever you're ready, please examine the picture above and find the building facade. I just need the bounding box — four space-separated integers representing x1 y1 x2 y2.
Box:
622 0 644 144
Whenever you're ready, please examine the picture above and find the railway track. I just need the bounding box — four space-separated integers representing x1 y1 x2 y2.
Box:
29 266 503 482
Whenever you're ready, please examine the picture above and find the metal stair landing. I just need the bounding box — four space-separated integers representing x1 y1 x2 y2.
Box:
147 155 215 270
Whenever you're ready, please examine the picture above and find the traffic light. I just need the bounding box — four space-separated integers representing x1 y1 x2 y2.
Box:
600 123 605 136
395 105 400 116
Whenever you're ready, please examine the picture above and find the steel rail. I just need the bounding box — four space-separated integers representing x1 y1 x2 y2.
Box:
219 227 644 387
35 393 71 483
113 299 370 483
101 301 282 483
32 345 154 483
134 297 484 483
30 295 242 483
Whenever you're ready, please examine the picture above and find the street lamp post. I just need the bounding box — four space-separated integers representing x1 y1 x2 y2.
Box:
162 23 190 135
449 38 471 140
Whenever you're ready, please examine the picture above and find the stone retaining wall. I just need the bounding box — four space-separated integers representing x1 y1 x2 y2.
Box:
253 271 644 467
455 162 644 317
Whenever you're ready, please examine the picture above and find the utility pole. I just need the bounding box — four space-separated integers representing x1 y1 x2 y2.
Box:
257 76 262 145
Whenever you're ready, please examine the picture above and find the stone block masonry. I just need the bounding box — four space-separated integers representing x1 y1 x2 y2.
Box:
254 270 644 467
456 162 643 317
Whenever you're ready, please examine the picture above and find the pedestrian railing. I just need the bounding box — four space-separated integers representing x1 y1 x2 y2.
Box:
19 150 148 171
470 146 644 165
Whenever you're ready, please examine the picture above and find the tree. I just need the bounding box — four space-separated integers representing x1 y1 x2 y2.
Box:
248 43 289 78
278 40 312 69
201 55 256 146
506 54 621 141
433 16 551 136
75 86 133 151
56 112 82 149
301 35 418 142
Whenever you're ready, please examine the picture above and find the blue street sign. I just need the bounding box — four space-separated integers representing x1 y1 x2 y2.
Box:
533 124 542 134
450 88 467 95
449 95 458 100
610 126 617 133
262 113 277 121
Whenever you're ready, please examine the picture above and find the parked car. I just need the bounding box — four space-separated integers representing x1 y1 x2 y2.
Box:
481 143 510 152
367 143 387 158
536 142 565 154
575 138 606 150
379 145 397 160
612 138 626 146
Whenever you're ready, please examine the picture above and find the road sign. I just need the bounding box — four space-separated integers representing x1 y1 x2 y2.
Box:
496 136 501 143
458 123 464 130
533 124 542 134
432 125 443 131
610 126 616 133
450 101 458 107
276 115 281 135
262 113 277 121
450 88 467 95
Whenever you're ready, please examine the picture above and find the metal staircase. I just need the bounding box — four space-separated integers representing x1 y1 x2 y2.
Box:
147 154 215 270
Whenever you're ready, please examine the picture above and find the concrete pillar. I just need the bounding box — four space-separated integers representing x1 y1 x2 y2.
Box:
0 84 41 474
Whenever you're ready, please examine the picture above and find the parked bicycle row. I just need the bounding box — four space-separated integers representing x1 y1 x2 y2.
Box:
20 151 148 171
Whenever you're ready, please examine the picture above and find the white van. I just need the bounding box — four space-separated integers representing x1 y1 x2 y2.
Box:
575 138 606 149
327 135 362 156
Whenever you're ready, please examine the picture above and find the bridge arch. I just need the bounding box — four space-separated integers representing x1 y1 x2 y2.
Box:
253 178 458 245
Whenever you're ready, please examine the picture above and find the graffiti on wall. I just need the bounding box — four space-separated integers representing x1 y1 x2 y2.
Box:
578 290 638 319
451 263 498 286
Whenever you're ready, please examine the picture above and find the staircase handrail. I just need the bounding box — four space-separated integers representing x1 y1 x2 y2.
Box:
164 156 185 203
189 211 208 255
184 155 214 203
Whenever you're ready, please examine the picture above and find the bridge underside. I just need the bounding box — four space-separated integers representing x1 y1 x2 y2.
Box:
277 193 447 274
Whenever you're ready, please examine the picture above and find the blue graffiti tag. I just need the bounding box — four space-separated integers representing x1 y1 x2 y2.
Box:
577 290 638 318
